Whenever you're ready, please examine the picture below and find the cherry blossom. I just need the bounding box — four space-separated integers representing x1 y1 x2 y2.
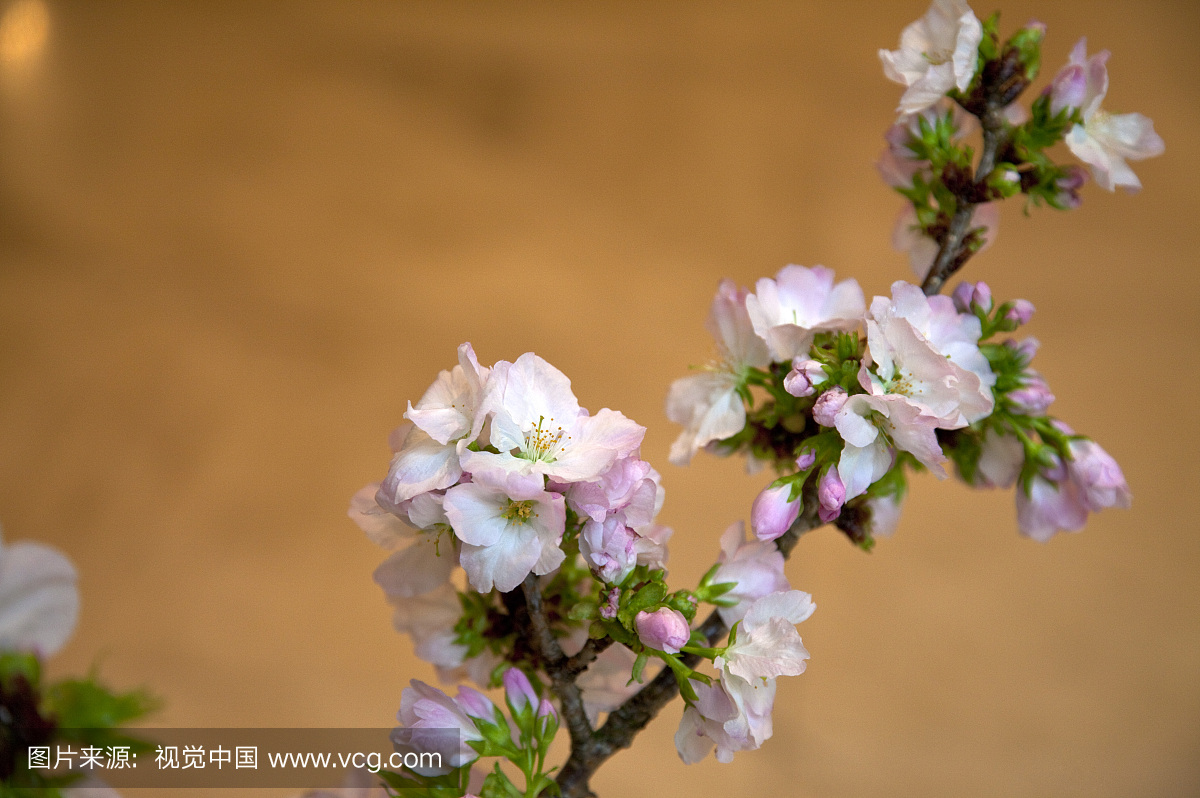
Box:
1050 38 1164 192
666 280 770 466
0 530 78 657
744 265 865 362
879 0 983 115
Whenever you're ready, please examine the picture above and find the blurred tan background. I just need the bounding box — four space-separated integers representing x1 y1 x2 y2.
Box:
1 1 1197 796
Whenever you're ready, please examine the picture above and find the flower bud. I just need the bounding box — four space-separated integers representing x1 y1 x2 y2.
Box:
817 468 846 523
1005 299 1035 325
1008 372 1055 415
783 359 825 398
751 483 801 542
952 281 992 313
599 587 620 620
1005 336 1040 363
812 387 848 428
536 697 558 723
503 667 539 715
1050 165 1087 209
794 449 817 471
1067 439 1132 512
634 607 690 654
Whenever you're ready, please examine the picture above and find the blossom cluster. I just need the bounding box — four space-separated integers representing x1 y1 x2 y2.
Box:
351 345 821 780
668 266 1130 546
878 0 1163 280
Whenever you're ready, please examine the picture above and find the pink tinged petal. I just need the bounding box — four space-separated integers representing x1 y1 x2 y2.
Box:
406 491 449 529
878 399 948 477
834 395 881 449
892 206 940 280
379 428 463 505
1016 475 1088 542
720 617 810 681
666 371 745 466
837 441 893 501
495 353 582 440
976 431 1025 489
455 686 496 721
635 607 691 654
1067 440 1132 512
674 704 715 765
713 522 789 626
866 494 904 538
373 539 455 599
459 527 543 593
817 467 846 523
0 539 79 657
443 482 512 548
1049 64 1088 115
707 279 770 369
547 408 646 483
742 589 816 630
349 483 413 548
503 667 539 713
751 484 802 542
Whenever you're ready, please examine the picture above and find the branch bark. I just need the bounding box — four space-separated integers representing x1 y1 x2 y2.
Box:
554 499 823 798
921 46 1029 297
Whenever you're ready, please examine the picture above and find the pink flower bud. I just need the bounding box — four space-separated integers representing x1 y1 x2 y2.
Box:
1067 439 1131 512
794 449 817 471
783 359 825 398
503 668 539 714
536 698 557 723
1008 372 1055 415
599 587 620 620
952 281 992 313
812 387 848 427
1005 299 1035 325
817 467 846 523
1049 63 1088 115
751 483 801 542
634 607 690 654
1005 336 1040 362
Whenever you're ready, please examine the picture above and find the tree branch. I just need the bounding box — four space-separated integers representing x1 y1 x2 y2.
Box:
554 500 823 798
921 45 1030 297
519 575 594 752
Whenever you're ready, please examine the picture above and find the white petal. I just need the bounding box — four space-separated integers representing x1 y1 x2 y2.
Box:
0 540 79 656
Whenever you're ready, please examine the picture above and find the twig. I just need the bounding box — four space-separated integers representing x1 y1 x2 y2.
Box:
554 499 823 798
921 46 1030 296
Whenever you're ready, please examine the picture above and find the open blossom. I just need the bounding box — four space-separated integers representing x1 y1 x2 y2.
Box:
1050 38 1164 192
864 281 995 426
879 0 983 115
444 471 566 593
677 591 814 764
0 530 79 657
709 522 789 626
463 353 644 484
405 342 490 447
666 280 770 466
744 265 865 362
1016 437 1131 542
835 391 944 499
350 485 456 599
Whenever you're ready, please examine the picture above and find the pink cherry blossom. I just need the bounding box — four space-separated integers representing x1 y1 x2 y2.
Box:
710 522 789 626
463 352 645 484
666 280 770 466
879 0 983 115
1050 39 1164 192
443 471 566 593
744 265 865 362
